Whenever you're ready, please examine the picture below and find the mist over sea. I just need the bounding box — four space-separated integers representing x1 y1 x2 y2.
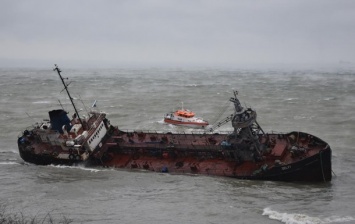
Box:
0 67 354 224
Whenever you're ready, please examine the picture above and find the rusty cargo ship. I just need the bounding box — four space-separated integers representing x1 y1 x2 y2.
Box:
17 65 332 182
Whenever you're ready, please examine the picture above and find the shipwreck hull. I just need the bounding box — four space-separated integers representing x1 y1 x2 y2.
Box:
98 140 332 182
18 144 79 166
100 153 332 182
19 147 331 182
19 149 74 166
18 129 332 182
247 147 332 182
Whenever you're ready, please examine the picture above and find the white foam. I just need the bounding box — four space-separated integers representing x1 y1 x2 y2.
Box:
285 98 299 101
324 216 355 223
32 100 51 104
0 161 20 165
156 119 165 124
262 207 355 224
48 164 103 173
323 97 336 101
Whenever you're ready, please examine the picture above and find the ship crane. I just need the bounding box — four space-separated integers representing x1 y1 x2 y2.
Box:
208 114 234 132
210 90 265 141
209 91 248 133
208 91 242 132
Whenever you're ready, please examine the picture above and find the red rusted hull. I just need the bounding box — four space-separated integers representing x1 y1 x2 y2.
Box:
19 125 332 182
101 148 331 181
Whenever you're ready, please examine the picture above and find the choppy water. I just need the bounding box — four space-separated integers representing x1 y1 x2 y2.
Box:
0 67 355 224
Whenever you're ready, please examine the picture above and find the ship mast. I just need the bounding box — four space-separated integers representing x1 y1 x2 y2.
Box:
53 64 83 125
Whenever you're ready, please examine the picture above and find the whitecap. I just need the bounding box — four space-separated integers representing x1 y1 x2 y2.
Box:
323 97 336 101
48 164 102 172
156 119 166 124
262 207 355 224
323 216 355 223
263 207 323 224
0 161 20 165
293 115 307 120
32 101 51 104
284 98 299 101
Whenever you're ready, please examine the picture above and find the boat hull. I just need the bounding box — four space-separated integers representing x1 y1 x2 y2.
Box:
18 131 332 182
164 118 208 128
18 144 78 166
246 147 332 182
99 146 332 182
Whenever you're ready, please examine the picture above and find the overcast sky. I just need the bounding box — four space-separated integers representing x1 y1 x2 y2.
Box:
1 0 355 68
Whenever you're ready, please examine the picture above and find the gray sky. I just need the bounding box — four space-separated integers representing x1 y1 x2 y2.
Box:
1 0 355 68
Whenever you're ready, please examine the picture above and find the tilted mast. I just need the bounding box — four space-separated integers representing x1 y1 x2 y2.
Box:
53 64 83 125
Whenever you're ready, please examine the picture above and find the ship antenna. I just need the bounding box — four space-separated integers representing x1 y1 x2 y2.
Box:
58 99 65 111
78 94 89 115
53 64 83 125
25 112 38 124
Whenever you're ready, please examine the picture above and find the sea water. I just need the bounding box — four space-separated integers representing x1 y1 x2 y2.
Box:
0 67 354 224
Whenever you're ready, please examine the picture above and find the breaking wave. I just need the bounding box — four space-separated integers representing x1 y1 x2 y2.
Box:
262 207 355 224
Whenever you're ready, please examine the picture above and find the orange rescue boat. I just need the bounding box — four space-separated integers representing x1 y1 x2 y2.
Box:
164 103 209 128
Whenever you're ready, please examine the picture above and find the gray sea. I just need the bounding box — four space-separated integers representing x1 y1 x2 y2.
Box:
1 66 355 224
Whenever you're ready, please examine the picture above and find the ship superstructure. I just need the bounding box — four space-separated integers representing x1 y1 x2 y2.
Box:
18 65 112 165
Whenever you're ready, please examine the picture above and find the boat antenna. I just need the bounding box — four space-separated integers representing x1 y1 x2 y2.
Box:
53 64 83 125
78 94 89 115
25 112 39 124
58 99 65 111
